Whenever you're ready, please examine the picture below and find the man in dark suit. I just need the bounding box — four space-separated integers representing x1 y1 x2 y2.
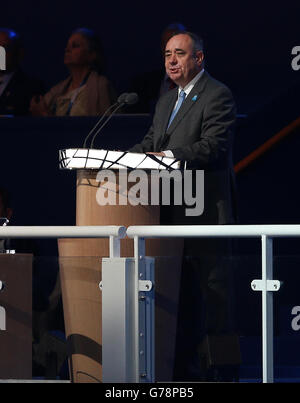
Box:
130 31 239 381
0 28 43 116
130 32 236 223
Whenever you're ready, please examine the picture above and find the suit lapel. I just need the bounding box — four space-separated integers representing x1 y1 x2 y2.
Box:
166 71 209 134
160 89 178 134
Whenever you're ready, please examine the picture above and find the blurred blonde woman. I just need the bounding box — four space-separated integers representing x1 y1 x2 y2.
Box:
30 28 116 116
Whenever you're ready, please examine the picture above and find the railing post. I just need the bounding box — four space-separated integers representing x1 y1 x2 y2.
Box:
133 236 145 382
261 235 274 383
109 235 121 257
251 235 278 382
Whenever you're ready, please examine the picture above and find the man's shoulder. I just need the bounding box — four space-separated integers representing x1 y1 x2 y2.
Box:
201 71 233 95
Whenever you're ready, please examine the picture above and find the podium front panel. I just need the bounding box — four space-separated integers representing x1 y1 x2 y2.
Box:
58 169 183 382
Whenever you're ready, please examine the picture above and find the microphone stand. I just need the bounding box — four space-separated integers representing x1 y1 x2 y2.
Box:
89 102 125 149
82 102 119 148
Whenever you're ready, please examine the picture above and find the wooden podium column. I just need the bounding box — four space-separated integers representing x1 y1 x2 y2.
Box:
58 169 183 382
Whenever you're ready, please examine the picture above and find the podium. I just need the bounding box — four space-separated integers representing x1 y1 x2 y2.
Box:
58 149 183 382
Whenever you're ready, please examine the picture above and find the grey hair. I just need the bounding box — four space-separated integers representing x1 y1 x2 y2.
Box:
170 31 204 55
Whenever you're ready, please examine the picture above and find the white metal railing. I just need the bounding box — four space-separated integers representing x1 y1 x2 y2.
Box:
126 224 300 384
0 225 126 257
1 224 299 383
0 225 127 383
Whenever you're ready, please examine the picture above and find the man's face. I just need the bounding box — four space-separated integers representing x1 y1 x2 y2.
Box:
164 34 204 88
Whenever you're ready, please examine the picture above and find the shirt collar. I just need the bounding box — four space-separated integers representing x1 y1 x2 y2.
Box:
178 69 205 96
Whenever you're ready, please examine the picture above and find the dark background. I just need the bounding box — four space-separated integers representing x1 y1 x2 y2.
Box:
2 0 300 113
2 0 299 231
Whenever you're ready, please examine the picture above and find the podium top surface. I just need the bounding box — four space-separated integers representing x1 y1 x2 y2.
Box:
59 148 180 170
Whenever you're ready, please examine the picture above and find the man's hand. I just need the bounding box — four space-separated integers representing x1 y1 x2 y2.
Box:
146 152 166 157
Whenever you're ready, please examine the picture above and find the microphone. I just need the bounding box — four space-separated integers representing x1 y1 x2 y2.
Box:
82 92 138 149
89 92 138 149
117 92 129 104
123 92 138 105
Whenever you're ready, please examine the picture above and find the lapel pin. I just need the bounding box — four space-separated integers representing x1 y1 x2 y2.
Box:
192 95 198 101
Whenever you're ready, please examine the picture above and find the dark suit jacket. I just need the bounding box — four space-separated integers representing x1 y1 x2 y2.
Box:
130 71 237 225
0 69 44 116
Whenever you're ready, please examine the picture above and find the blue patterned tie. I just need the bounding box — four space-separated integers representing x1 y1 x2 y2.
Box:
167 89 186 129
